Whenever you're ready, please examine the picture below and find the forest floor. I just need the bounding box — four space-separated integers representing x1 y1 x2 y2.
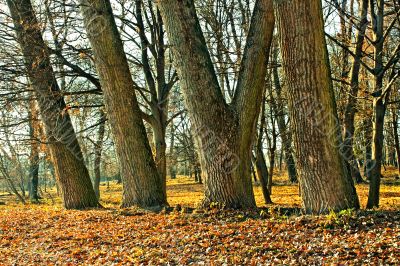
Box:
0 169 399 265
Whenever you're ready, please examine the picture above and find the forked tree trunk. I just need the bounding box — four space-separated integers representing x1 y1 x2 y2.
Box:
135 1 175 190
7 0 99 209
79 0 167 209
158 0 275 208
275 0 360 214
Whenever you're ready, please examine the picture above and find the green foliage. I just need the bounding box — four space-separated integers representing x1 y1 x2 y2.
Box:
325 208 356 229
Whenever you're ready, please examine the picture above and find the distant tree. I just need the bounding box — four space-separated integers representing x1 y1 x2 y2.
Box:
93 110 106 200
366 0 399 209
28 98 40 202
272 45 297 183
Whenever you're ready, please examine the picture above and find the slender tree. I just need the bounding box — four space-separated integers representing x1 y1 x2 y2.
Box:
79 0 167 209
341 0 369 184
272 47 297 183
6 0 99 209
392 109 400 175
366 0 399 208
28 98 40 202
254 96 273 204
93 110 106 199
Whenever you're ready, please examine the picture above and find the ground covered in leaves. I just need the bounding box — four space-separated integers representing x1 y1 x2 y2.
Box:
0 170 399 265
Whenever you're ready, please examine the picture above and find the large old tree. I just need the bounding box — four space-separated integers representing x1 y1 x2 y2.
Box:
275 0 360 213
7 0 99 209
158 0 275 208
79 0 167 208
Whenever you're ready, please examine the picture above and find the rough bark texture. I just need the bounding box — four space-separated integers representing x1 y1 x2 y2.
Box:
342 0 369 184
7 0 99 209
79 0 167 208
158 0 275 208
275 0 360 214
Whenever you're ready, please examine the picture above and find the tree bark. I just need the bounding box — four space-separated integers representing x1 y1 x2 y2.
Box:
79 0 167 208
7 0 99 209
158 0 275 209
275 0 360 214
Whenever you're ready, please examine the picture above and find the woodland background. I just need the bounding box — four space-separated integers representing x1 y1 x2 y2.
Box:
0 0 399 264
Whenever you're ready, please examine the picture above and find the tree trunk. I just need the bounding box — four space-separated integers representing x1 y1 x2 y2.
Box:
367 0 385 209
7 0 99 209
94 111 106 200
363 118 373 179
135 1 173 191
28 98 40 202
158 0 275 208
275 0 360 214
251 164 258 183
79 0 167 209
254 150 273 205
342 0 368 184
169 123 177 179
367 97 386 208
272 56 297 183
152 121 167 196
268 146 275 194
255 97 273 204
392 110 400 176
